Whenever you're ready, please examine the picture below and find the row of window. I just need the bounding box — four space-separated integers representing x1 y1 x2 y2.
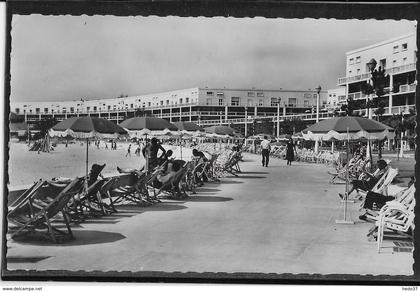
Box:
348 56 409 76
393 43 408 54
349 56 361 65
205 97 303 107
206 91 265 98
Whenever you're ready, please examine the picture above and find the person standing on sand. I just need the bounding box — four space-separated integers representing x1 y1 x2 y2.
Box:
125 143 132 157
260 136 271 167
286 137 297 166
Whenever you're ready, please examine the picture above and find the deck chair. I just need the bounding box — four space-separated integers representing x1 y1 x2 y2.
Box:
99 176 120 213
69 179 108 218
8 177 84 243
365 183 415 223
8 179 46 210
376 197 415 253
156 161 190 199
110 171 151 206
358 167 398 201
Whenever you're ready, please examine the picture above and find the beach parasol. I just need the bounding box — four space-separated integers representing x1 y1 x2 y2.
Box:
301 116 395 224
119 116 179 138
204 125 236 137
49 117 127 196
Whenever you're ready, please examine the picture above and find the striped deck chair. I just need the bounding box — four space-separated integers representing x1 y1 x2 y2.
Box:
8 177 84 243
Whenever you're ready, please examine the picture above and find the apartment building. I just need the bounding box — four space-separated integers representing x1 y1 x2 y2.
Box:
337 32 417 117
327 87 346 108
11 87 328 128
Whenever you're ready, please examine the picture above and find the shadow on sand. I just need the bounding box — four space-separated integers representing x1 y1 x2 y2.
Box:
186 195 233 202
240 171 269 175
195 188 221 193
116 203 187 212
11 229 126 246
233 175 266 179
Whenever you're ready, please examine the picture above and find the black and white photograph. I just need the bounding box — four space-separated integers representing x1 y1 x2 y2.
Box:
2 1 419 285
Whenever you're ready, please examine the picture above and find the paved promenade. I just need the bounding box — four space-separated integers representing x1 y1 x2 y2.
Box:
6 153 413 276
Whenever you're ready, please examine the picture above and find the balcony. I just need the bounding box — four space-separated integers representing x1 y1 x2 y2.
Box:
398 84 416 94
348 91 366 100
337 62 416 86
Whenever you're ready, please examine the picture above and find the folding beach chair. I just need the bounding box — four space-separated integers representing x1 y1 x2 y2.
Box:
99 176 120 214
110 171 151 206
8 177 84 243
376 197 415 253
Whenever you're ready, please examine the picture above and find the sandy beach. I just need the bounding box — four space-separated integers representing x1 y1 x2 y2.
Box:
7 141 190 187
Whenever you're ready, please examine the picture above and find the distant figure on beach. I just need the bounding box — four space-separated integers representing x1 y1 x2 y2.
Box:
126 144 132 157
286 138 297 166
142 137 166 171
260 136 271 167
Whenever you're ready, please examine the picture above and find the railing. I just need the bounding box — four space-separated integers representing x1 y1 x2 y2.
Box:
348 91 366 100
337 62 416 86
399 84 416 93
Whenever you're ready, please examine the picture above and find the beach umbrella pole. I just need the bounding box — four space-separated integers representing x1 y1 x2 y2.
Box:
336 128 355 224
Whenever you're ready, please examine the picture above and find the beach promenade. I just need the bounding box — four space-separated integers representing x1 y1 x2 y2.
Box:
6 145 413 276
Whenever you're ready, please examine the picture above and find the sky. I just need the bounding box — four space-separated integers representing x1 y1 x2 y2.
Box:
10 15 416 103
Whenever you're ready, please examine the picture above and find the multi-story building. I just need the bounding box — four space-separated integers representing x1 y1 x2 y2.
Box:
327 87 346 109
337 32 417 117
11 87 328 129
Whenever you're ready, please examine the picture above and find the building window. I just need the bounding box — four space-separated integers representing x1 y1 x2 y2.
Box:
313 94 317 98
357 68 361 74
393 45 399 54
349 58 354 65
356 56 361 63
62 108 66 113
231 97 240 106
70 107 74 113
393 60 397 67
348 70 352 75
206 91 213 96
304 100 310 107
216 92 224 97
160 101 163 106
402 43 408 51
93 106 97 112
166 100 170 105
304 93 312 98
402 57 407 65
131 104 133 108
257 92 264 97
179 98 183 104
206 98 212 105
35 108 40 114
15 108 20 114
379 59 386 69
108 105 111 110
247 92 255 97
87 107 90 111
148 102 151 107
288 98 297 107
186 97 189 103
247 99 253 106
270 98 279 106
258 99 264 106
44 108 48 113
219 98 224 106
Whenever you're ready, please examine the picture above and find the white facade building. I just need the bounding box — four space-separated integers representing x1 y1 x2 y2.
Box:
337 32 416 116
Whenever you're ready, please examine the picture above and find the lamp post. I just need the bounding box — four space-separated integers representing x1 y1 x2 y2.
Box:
314 85 322 154
276 101 280 137
244 107 248 137
315 85 322 123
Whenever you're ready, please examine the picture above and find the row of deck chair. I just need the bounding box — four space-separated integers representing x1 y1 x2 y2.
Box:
339 162 415 253
328 153 371 184
363 183 415 253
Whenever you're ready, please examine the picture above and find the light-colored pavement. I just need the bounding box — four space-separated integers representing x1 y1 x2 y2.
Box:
6 153 413 276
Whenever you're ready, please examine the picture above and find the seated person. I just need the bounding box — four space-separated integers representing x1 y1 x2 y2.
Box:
192 149 210 183
359 176 414 221
154 159 186 193
88 163 106 186
339 159 388 199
